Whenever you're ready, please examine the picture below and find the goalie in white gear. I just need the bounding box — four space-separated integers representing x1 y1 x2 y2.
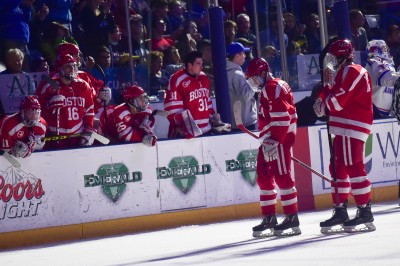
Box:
0 96 47 158
365 39 398 118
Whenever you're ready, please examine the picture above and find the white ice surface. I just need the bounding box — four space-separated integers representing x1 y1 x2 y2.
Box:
1 201 400 266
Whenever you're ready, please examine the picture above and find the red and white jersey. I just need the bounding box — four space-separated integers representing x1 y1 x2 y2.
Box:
106 103 155 143
322 64 373 142
164 69 215 134
0 113 47 150
36 77 95 135
258 78 297 143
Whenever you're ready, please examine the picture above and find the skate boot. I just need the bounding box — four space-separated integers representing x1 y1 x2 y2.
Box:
343 200 376 233
252 215 277 237
273 213 301 236
320 200 349 234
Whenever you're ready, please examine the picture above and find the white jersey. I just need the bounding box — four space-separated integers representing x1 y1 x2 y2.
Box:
365 56 398 116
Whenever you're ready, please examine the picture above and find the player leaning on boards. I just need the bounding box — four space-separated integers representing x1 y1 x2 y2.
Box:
0 96 47 158
164 50 230 139
313 39 375 233
246 58 301 237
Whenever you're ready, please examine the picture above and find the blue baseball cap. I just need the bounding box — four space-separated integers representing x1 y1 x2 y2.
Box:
227 42 251 56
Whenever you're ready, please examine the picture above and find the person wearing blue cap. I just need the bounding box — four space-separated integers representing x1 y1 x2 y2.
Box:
226 42 259 131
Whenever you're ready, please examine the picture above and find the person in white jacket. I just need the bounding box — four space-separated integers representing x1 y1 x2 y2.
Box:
226 42 259 130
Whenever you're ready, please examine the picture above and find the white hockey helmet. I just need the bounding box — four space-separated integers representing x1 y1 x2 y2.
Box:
367 40 391 60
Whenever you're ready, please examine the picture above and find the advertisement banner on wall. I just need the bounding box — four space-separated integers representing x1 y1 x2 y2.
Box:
308 119 399 195
157 138 208 212
201 134 261 207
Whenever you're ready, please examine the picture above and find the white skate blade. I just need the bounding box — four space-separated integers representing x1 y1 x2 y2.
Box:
344 222 376 233
273 226 301 237
320 225 345 234
252 229 274 238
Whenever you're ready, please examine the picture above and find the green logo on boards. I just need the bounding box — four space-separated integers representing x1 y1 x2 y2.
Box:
84 163 142 202
156 156 211 194
226 149 258 186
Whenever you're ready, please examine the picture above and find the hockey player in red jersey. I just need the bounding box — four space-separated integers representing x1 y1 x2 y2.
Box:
37 43 111 115
36 54 95 149
0 96 47 158
103 85 157 146
246 58 301 237
313 39 375 233
164 50 229 139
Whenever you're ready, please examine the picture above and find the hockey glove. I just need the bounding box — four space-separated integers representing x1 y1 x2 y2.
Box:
262 138 279 162
48 95 66 114
10 140 33 158
28 134 46 150
142 134 157 147
80 127 96 146
313 98 326 117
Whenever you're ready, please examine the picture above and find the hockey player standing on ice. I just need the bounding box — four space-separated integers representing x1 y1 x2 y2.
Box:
313 39 375 233
365 40 398 119
246 58 301 237
0 96 47 158
102 85 157 146
37 54 95 149
164 50 230 138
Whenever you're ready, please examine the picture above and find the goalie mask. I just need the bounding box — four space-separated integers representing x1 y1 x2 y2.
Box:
246 58 270 85
56 42 83 67
20 95 41 127
123 85 149 112
326 39 355 71
367 40 391 60
56 54 77 80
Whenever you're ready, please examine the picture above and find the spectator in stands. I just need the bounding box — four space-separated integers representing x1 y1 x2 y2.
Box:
295 82 326 126
163 46 184 76
104 85 157 146
259 13 288 54
199 39 214 96
164 50 230 139
31 56 50 73
226 42 258 131
151 0 181 40
224 20 237 46
0 96 47 158
283 12 307 54
235 13 257 51
176 20 202 60
261 45 278 65
148 51 170 97
34 0 77 34
151 18 174 52
29 3 49 58
36 54 95 149
168 0 185 35
349 9 368 52
0 0 35 72
237 37 254 71
0 49 25 74
131 0 150 14
386 24 400 68
304 13 321 54
113 0 137 36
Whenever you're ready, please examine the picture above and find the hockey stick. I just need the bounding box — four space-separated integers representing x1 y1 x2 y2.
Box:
233 101 331 182
151 109 168 118
42 131 110 145
0 150 21 168
94 64 108 136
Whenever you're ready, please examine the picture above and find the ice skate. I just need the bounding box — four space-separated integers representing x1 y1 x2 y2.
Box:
320 200 349 234
273 214 301 236
252 215 277 238
343 201 376 233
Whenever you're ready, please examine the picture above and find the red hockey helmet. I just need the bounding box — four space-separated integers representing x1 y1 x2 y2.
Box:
123 85 149 111
55 54 77 80
326 39 355 71
19 95 41 127
246 58 270 79
56 42 80 56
